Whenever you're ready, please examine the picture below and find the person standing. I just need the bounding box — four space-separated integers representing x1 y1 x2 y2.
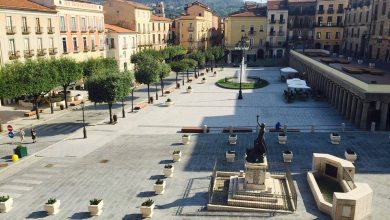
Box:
19 129 25 143
31 128 37 143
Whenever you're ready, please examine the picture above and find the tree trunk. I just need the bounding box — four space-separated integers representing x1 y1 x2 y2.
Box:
182 71 185 86
34 96 40 120
147 84 151 103
186 69 189 82
175 72 178 88
160 77 164 96
63 85 68 109
49 92 54 114
108 102 113 124
155 83 158 100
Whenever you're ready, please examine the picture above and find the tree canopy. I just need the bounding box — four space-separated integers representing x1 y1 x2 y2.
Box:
161 45 187 62
82 57 118 78
187 51 206 68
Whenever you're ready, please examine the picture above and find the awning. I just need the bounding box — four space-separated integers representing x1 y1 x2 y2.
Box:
280 67 298 74
286 78 311 89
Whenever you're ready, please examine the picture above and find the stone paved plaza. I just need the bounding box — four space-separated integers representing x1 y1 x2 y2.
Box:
0 67 388 219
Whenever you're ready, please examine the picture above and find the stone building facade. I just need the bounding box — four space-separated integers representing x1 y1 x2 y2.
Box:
267 0 289 58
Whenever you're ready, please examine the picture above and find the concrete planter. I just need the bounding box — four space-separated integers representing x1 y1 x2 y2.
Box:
163 166 174 178
278 134 287 144
88 200 103 216
140 203 155 218
228 135 237 145
283 151 293 162
165 101 173 107
153 181 166 195
182 135 190 145
44 200 60 215
74 95 83 101
330 133 341 144
201 79 206 84
172 151 182 162
344 151 357 163
0 198 13 213
369 62 375 68
187 88 193 93
357 59 363 65
226 151 236 163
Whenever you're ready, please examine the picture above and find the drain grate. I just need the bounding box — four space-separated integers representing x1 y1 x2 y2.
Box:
100 159 109 163
45 164 54 168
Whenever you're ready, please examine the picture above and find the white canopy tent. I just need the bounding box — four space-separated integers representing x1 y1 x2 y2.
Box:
280 67 298 75
286 78 311 89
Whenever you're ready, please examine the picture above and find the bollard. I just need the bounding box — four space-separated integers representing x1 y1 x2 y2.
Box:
229 126 233 134
370 122 376 132
311 125 315 133
283 124 287 134
203 125 208 133
239 170 244 177
12 154 19 162
341 123 345 132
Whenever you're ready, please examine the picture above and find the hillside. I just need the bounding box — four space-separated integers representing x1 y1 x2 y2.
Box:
90 0 244 17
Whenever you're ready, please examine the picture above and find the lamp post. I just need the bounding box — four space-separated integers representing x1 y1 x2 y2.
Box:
236 35 249 100
81 101 87 139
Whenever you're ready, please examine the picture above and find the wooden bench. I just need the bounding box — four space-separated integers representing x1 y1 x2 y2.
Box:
24 109 44 117
269 128 300 133
133 102 148 111
222 127 253 133
69 100 82 106
181 127 208 133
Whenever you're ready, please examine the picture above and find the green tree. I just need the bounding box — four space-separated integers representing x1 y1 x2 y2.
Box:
187 51 206 75
134 56 159 103
158 63 171 96
169 61 188 88
204 50 215 67
53 58 83 109
162 45 187 62
82 57 118 78
182 58 197 83
86 70 133 124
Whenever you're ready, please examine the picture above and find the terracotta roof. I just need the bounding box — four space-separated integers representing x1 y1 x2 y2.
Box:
115 0 150 10
229 7 267 17
150 14 172 22
0 0 56 13
105 24 137 33
177 15 204 20
267 0 288 10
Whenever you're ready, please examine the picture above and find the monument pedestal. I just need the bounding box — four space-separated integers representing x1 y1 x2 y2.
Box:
244 156 272 191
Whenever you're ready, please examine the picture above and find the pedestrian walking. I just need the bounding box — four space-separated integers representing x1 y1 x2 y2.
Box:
31 128 37 143
19 129 25 143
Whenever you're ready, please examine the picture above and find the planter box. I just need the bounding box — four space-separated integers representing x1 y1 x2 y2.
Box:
278 135 287 144
283 152 293 162
0 198 13 213
74 95 83 101
357 59 363 65
163 167 174 178
140 204 155 218
201 79 206 84
226 152 236 163
154 181 166 195
369 63 375 68
228 135 237 145
88 200 103 216
330 134 341 144
182 135 190 145
172 152 182 162
345 151 357 163
187 88 193 93
44 200 60 215
165 101 173 107
66 96 74 102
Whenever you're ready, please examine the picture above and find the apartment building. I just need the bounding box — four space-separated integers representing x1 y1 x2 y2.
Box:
175 1 221 51
31 0 106 61
106 24 137 71
0 0 60 65
367 0 390 60
267 0 289 58
103 0 170 52
224 7 268 63
314 0 348 53
287 0 316 49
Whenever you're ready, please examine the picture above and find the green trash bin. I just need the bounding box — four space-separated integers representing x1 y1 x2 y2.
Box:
14 145 28 158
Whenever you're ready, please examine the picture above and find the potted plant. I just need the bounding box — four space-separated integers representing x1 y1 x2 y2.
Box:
140 199 155 218
345 148 357 162
172 150 182 162
213 71 217 76
153 179 166 195
187 86 192 93
201 77 206 83
225 150 236 162
165 98 173 107
228 134 237 145
282 150 293 162
0 196 13 213
330 132 341 144
88 198 103 216
163 164 174 178
278 132 287 144
44 198 60 215
182 134 191 145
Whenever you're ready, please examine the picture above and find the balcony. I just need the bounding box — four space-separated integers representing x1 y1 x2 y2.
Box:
99 46 105 51
37 49 46 56
122 44 128 49
91 45 97 51
24 49 34 58
83 47 89 52
36 27 44 34
109 45 115 49
8 51 20 60
327 9 334 14
269 19 276 24
22 26 31 35
81 27 87 33
269 31 276 36
48 27 55 34
278 31 285 36
317 10 324 14
188 38 194 42
279 19 285 24
71 27 78 33
98 28 104 33
248 30 256 36
337 8 344 13
73 47 79 53
60 26 67 33
49 48 57 55
6 26 16 35
88 26 96 33
188 27 194 32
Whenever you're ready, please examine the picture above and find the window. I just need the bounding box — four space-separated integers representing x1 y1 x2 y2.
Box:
37 38 43 50
83 37 87 49
137 23 140 32
71 17 77 31
260 25 263 31
379 21 384 36
62 37 67 53
241 25 245 32
316 32 321 39
48 18 52 28
9 39 16 53
357 28 360 37
81 17 86 31
98 17 103 31
353 13 356 23
49 38 54 49
326 32 331 39
335 32 340 39
327 16 332 26
359 12 362 22
89 16 94 29
110 38 115 49
60 16 66 31
351 28 354 37
91 36 95 50
99 36 104 49
6 16 12 29
318 5 324 11
318 16 323 26
249 38 253 46
382 3 386 15
250 25 254 34
24 38 30 51
372 24 376 35
366 11 369 22
22 17 28 29
376 48 381 59
73 37 78 51
36 18 41 32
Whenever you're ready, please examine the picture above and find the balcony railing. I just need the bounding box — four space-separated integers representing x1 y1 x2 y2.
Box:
98 28 104 33
88 26 96 33
99 46 105 51
109 45 115 49
269 31 276 36
315 22 343 27
317 10 324 14
278 31 285 36
6 26 16 35
83 46 89 52
71 27 78 33
91 45 97 51
81 28 87 33
24 49 34 58
22 26 31 34
48 27 55 34
73 47 79 53
269 19 276 24
49 48 58 55
248 30 256 35
36 27 44 34
123 44 128 49
60 26 67 33
327 9 334 14
337 8 344 13
188 38 194 42
279 19 285 24
9 51 20 60
37 49 46 56
188 27 194 32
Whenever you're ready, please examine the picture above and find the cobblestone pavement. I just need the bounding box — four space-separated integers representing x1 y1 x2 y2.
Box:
0 67 384 220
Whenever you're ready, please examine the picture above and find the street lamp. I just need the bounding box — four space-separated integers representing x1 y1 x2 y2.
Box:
81 101 87 139
235 35 249 100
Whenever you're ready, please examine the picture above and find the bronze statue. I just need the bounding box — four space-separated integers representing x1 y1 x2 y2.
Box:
246 115 267 163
